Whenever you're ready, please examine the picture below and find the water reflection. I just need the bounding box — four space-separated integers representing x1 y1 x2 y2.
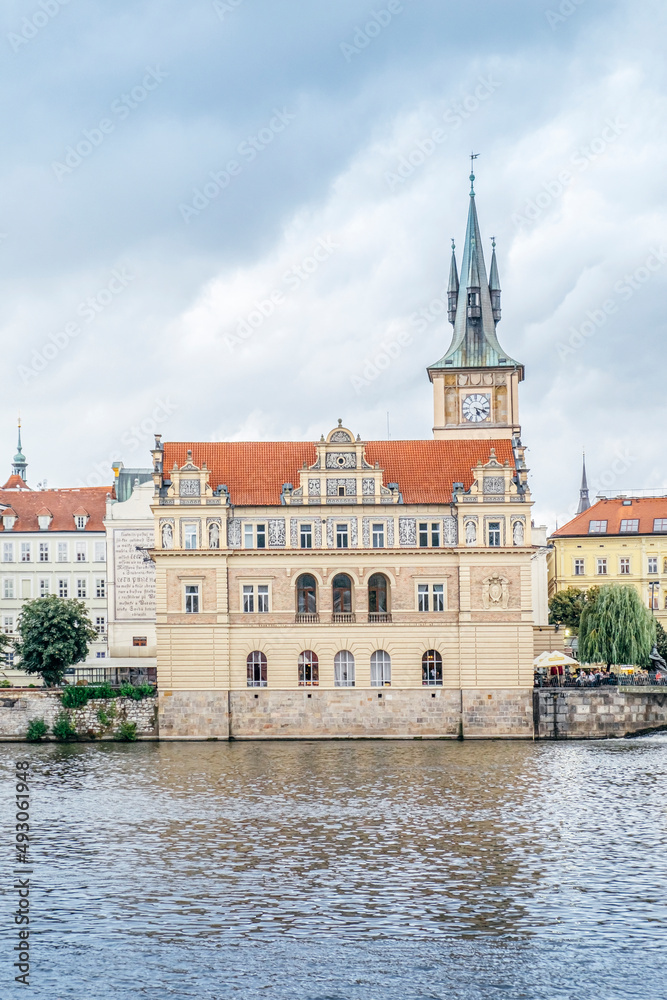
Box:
1 737 666 999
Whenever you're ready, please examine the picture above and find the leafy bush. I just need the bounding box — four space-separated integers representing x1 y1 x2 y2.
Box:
26 718 49 742
61 686 90 708
0 679 11 688
96 704 117 726
114 721 138 742
119 682 155 701
90 682 115 700
52 712 77 742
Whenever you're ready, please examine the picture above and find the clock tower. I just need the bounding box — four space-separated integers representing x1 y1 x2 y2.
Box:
428 167 524 441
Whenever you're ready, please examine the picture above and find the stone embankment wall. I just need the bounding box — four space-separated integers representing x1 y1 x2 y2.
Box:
0 690 157 740
158 688 534 739
534 688 667 739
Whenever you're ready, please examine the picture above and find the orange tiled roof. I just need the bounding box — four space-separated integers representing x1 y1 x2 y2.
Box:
162 439 516 506
552 496 667 537
2 474 30 490
0 487 110 532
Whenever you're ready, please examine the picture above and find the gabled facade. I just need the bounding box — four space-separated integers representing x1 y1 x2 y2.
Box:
148 174 539 739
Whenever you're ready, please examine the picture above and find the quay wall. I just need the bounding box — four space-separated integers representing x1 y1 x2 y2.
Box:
0 690 157 740
534 687 667 739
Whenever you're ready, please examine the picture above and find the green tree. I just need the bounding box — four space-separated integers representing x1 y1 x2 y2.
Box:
548 586 588 633
579 584 656 667
0 629 13 664
654 621 667 663
14 596 97 687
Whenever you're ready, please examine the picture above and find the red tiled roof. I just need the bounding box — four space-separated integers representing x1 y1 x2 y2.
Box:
2 474 30 490
0 487 110 532
162 439 516 506
552 496 667 537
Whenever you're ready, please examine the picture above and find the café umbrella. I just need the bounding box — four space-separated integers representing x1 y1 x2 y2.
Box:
533 650 579 669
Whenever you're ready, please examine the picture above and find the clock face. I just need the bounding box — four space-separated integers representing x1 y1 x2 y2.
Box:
462 393 491 423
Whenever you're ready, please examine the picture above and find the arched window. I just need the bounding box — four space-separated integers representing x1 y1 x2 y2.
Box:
296 574 317 614
368 573 389 617
332 574 352 614
298 650 319 687
422 649 442 687
334 650 355 687
247 651 267 688
371 650 391 687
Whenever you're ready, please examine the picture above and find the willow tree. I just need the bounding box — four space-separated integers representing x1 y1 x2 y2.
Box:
579 585 655 667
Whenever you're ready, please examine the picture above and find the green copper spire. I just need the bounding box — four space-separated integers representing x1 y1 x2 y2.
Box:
12 418 28 481
428 166 522 375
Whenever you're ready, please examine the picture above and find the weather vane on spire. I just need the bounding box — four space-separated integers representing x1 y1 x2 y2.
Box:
469 152 479 194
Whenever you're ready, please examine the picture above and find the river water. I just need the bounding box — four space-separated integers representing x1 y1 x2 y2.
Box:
1 737 666 1000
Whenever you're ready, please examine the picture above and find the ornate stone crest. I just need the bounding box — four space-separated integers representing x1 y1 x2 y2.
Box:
482 574 510 609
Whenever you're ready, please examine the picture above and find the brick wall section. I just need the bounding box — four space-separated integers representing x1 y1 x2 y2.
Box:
0 690 157 739
534 688 667 739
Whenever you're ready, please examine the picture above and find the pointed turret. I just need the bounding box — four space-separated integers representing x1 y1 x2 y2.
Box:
447 240 459 324
577 452 590 514
428 164 522 374
12 419 28 483
489 237 501 322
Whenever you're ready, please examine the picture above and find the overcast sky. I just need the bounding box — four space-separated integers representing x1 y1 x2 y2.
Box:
2 0 665 529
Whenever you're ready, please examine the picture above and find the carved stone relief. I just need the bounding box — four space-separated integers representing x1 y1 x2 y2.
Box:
443 516 458 546
227 518 241 548
482 575 510 610
398 517 416 546
269 518 286 547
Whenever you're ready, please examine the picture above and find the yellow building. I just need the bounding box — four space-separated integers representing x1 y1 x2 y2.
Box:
150 171 542 739
549 493 667 628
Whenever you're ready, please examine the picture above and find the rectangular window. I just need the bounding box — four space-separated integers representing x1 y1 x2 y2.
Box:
185 585 199 614
184 524 197 550
648 557 658 574
58 579 69 597
620 558 630 575
589 520 607 534
257 585 269 613
372 523 385 548
96 652 106 659
95 578 106 598
75 515 87 530
256 524 266 549
39 542 50 562
418 584 429 612
336 524 348 548
57 542 68 562
300 524 312 549
77 578 87 599
2 542 13 563
597 558 607 575
488 521 501 547
574 559 585 576
20 542 31 562
431 523 440 547
3 579 15 599
620 519 639 533
94 541 106 562
338 485 345 497
432 584 444 612
75 541 87 562
653 519 667 532
419 523 429 547
3 616 13 634
244 524 253 549
243 585 254 613
132 637 147 647
95 616 106 636
4 651 14 666
39 578 50 597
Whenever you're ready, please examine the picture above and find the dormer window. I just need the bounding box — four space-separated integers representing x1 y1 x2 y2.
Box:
2 514 16 531
75 514 88 530
37 508 53 531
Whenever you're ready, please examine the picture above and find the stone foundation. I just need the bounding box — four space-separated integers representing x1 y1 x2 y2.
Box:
159 690 230 739
0 690 157 740
534 687 667 739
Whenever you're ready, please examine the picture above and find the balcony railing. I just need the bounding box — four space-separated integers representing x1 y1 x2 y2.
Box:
368 612 392 623
295 613 320 624
332 613 356 624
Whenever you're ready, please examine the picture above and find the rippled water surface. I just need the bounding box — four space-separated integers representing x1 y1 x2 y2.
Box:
2 737 667 999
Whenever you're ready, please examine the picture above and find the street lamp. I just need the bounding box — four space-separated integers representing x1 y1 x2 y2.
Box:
648 580 660 614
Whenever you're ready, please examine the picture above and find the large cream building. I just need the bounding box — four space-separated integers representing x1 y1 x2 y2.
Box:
151 174 541 738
